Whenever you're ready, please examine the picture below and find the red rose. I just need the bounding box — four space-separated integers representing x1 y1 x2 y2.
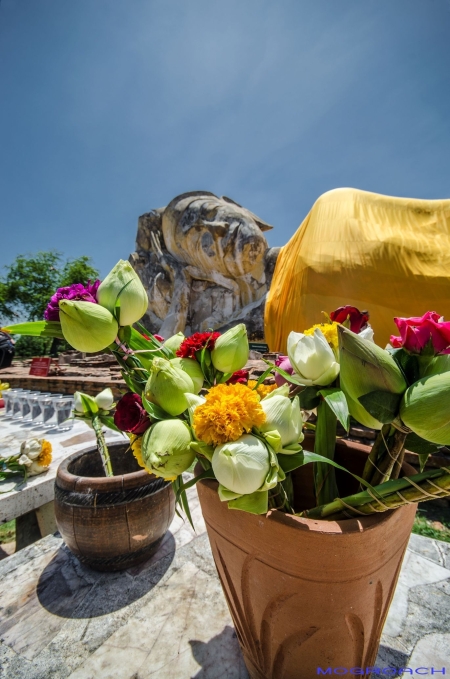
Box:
226 369 249 384
176 331 221 360
114 393 151 434
330 306 369 333
390 311 450 355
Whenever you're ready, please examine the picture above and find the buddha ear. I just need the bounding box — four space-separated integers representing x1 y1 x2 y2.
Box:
251 215 273 232
221 196 273 232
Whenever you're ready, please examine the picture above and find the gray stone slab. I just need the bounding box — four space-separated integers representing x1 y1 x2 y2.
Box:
1 499 449 678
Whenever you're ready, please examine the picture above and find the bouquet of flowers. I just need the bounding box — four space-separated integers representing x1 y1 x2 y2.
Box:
0 438 52 490
4 259 450 521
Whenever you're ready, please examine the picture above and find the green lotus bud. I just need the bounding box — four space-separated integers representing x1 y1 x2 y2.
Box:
97 260 148 326
59 300 118 353
259 385 304 450
212 434 270 495
211 324 249 374
170 357 204 394
400 372 450 445
163 332 185 353
145 357 194 416
339 325 407 404
95 388 114 411
142 419 194 480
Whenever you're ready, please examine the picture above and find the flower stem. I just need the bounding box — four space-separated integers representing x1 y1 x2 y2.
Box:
361 424 391 484
268 482 294 513
314 399 339 506
301 465 450 520
369 428 407 486
92 415 114 477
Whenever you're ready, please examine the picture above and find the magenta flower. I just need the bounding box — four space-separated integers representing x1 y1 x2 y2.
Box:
390 311 450 355
329 306 370 334
44 280 101 321
274 355 294 387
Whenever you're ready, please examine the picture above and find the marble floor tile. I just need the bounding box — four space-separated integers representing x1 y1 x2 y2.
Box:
67 561 248 679
408 632 450 669
382 550 450 639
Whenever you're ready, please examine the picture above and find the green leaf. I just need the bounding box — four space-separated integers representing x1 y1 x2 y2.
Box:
405 431 443 455
98 414 121 433
2 320 64 339
172 477 195 530
176 468 215 494
254 366 275 388
79 392 98 416
318 388 350 431
358 390 402 424
277 451 305 473
289 450 375 491
389 347 420 386
418 453 430 473
298 386 321 410
141 394 171 420
264 359 306 387
228 490 268 514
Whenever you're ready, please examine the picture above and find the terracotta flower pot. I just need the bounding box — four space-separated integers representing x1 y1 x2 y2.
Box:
196 438 417 678
55 441 175 571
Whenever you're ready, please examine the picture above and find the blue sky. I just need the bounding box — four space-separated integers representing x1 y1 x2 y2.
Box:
1 0 449 278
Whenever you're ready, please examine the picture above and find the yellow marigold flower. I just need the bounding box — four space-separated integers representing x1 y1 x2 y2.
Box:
247 381 278 399
37 440 52 467
193 383 266 446
304 321 340 351
129 434 146 469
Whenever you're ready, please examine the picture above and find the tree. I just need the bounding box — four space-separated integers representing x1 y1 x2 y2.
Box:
0 251 99 323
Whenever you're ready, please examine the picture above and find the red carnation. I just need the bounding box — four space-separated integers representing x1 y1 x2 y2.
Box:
114 393 151 435
176 331 221 360
226 369 249 385
330 306 369 334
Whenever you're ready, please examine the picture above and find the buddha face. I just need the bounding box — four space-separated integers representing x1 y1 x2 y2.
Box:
161 192 272 280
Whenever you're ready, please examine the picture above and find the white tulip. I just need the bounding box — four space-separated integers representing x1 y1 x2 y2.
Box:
95 388 114 411
212 434 270 496
260 385 304 449
287 329 340 386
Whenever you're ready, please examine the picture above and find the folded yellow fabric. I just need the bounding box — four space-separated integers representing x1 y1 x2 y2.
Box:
265 188 450 351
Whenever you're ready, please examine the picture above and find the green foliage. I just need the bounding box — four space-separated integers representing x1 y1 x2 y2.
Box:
14 335 52 357
0 251 99 323
0 519 15 545
412 510 450 544
59 256 99 289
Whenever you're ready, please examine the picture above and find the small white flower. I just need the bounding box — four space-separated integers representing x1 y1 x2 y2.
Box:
287 329 340 386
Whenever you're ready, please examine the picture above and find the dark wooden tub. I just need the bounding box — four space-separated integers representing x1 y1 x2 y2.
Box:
55 441 175 571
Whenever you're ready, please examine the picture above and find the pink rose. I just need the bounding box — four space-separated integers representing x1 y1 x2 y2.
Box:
390 311 450 355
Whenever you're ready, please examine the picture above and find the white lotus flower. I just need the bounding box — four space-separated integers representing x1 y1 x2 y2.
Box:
95 388 114 411
358 324 374 342
260 385 304 450
212 434 270 496
287 329 340 386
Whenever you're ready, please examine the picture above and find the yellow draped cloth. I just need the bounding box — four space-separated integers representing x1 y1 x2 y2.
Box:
265 188 450 352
